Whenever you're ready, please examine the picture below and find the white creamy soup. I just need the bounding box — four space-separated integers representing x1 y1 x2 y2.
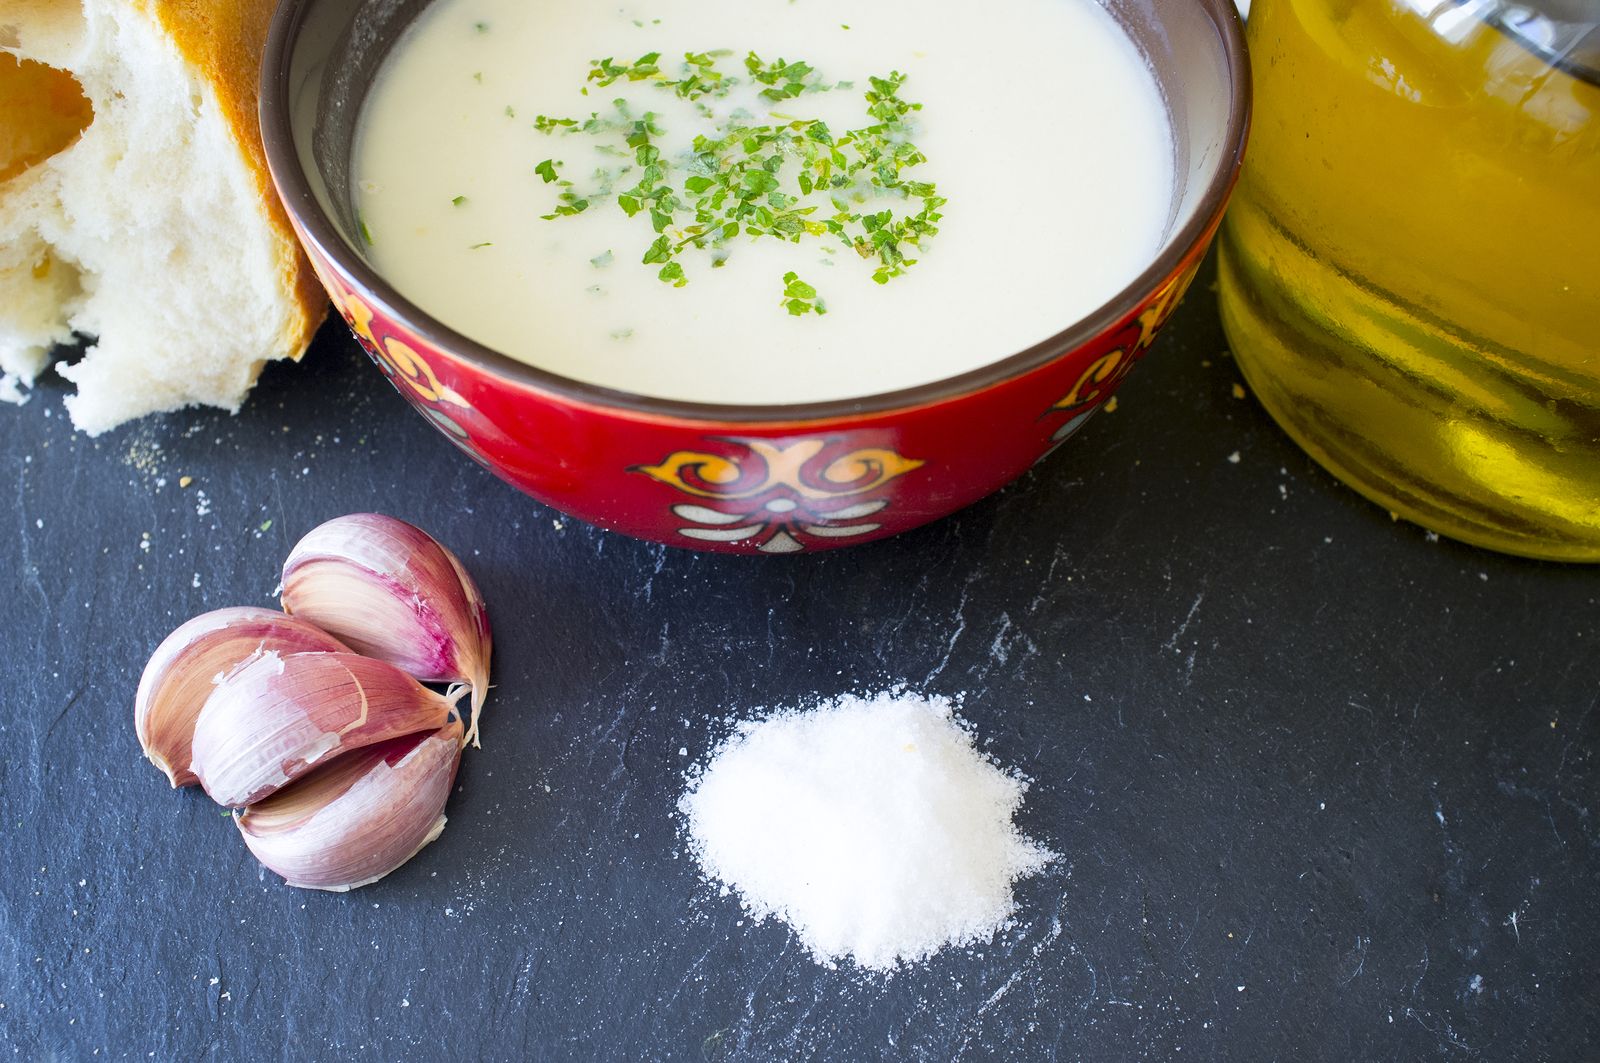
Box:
355 0 1173 404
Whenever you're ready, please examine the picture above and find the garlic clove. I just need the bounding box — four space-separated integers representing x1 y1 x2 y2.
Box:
190 650 462 807
280 513 492 747
236 719 463 892
135 608 348 788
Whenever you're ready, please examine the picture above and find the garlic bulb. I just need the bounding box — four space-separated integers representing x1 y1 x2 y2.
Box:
190 650 462 807
135 608 348 787
237 720 464 892
281 513 492 747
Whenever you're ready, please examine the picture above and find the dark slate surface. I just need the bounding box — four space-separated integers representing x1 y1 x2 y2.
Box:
2 257 1597 1062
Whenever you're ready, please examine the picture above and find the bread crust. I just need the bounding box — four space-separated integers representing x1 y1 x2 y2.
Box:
140 0 326 358
0 52 95 184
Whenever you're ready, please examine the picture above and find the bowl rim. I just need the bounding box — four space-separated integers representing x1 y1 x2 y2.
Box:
261 0 1250 424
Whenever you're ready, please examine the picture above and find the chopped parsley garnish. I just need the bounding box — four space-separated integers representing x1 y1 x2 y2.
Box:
782 272 826 316
531 50 942 313
534 115 577 134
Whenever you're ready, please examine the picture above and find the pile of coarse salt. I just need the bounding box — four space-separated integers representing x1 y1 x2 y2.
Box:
679 691 1054 971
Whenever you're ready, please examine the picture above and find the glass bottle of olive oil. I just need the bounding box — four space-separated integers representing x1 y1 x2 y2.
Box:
1218 0 1600 561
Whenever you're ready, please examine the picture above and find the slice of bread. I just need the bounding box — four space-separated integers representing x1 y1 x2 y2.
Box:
0 0 326 435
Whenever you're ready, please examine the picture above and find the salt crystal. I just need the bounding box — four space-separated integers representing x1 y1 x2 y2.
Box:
680 691 1053 971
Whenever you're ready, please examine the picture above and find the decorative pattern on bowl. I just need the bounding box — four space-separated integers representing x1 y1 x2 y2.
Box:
297 231 1218 553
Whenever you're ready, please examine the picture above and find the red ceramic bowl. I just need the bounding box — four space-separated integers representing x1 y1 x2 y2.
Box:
261 0 1249 554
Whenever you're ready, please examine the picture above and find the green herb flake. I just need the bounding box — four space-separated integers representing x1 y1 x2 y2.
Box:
641 235 673 265
474 20 490 33
452 195 468 207
539 189 588 219
533 51 941 316
356 212 374 246
534 114 578 134
590 249 614 268
469 241 493 249
782 271 826 315
535 159 560 183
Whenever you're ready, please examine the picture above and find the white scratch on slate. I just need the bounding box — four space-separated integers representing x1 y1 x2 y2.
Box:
1163 592 1205 653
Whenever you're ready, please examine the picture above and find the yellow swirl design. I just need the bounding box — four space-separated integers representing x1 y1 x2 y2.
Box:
381 338 444 401
339 292 377 346
1135 260 1200 349
1052 349 1129 412
636 439 923 501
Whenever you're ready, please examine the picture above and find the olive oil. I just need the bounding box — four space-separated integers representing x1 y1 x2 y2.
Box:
1218 0 1600 561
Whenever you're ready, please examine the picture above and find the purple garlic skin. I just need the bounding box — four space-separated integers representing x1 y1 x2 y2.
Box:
190 650 460 807
237 720 464 892
134 608 348 787
280 513 492 746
